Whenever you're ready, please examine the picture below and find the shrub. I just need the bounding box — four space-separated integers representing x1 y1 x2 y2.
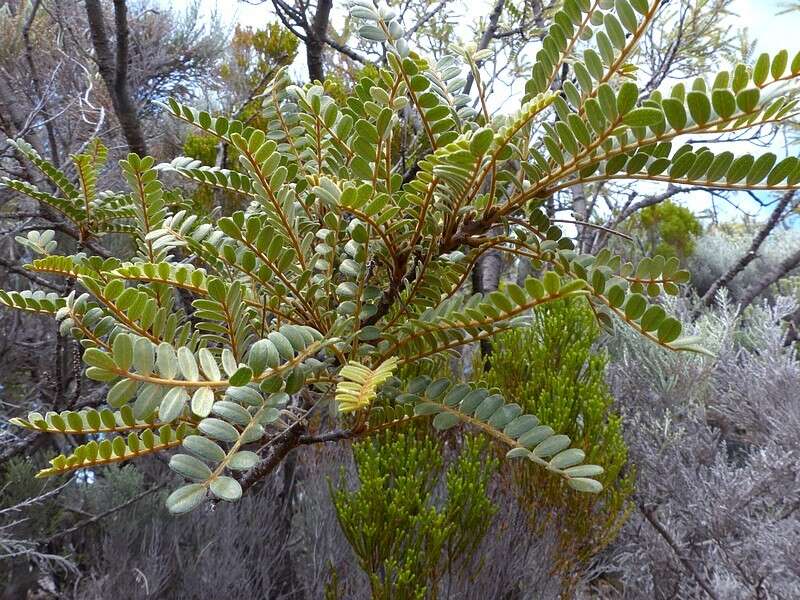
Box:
636 200 702 261
330 426 496 599
690 226 800 299
602 292 800 598
482 299 632 593
0 456 74 596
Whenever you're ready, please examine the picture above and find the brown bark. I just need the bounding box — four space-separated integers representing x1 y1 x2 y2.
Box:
240 422 305 493
271 0 364 78
85 0 148 156
306 0 333 82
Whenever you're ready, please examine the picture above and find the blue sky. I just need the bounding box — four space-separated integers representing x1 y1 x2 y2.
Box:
734 0 797 55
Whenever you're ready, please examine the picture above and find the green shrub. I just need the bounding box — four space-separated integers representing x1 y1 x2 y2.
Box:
2 0 795 518
481 298 633 590
331 425 497 600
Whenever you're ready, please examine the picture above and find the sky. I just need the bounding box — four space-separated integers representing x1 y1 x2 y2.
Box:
189 0 800 57
734 0 797 56
169 0 800 222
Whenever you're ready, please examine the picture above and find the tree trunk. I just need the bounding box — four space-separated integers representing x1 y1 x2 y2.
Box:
472 243 504 368
571 183 587 251
86 0 148 156
306 37 326 83
306 0 333 82
781 304 800 347
516 256 534 287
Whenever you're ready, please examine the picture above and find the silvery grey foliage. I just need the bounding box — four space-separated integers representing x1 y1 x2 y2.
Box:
291 443 368 599
9 293 800 599
74 465 299 600
690 228 800 301
601 292 800 599
5 435 585 600
448 478 571 600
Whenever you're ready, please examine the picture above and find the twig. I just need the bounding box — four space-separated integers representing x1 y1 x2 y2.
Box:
699 190 796 308
463 0 507 95
0 254 62 291
240 422 306 493
298 428 354 445
0 478 74 517
638 501 721 600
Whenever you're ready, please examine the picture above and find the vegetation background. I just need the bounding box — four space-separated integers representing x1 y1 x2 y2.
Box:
0 0 799 598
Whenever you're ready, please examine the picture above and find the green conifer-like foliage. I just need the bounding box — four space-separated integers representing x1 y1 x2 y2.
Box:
330 427 496 599
2 0 800 513
482 298 633 592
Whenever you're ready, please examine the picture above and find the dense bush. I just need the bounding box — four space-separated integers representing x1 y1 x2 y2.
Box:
690 227 800 299
482 299 633 594
331 427 496 599
602 292 800 598
8 293 798 599
635 200 703 261
2 1 800 598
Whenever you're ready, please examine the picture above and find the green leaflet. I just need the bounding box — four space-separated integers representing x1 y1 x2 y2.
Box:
623 108 663 127
166 484 207 514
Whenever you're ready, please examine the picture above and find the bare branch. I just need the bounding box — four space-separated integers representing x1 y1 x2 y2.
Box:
42 483 166 544
323 36 367 64
463 0 506 95
738 243 800 311
700 190 797 307
240 422 306 493
638 501 722 600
